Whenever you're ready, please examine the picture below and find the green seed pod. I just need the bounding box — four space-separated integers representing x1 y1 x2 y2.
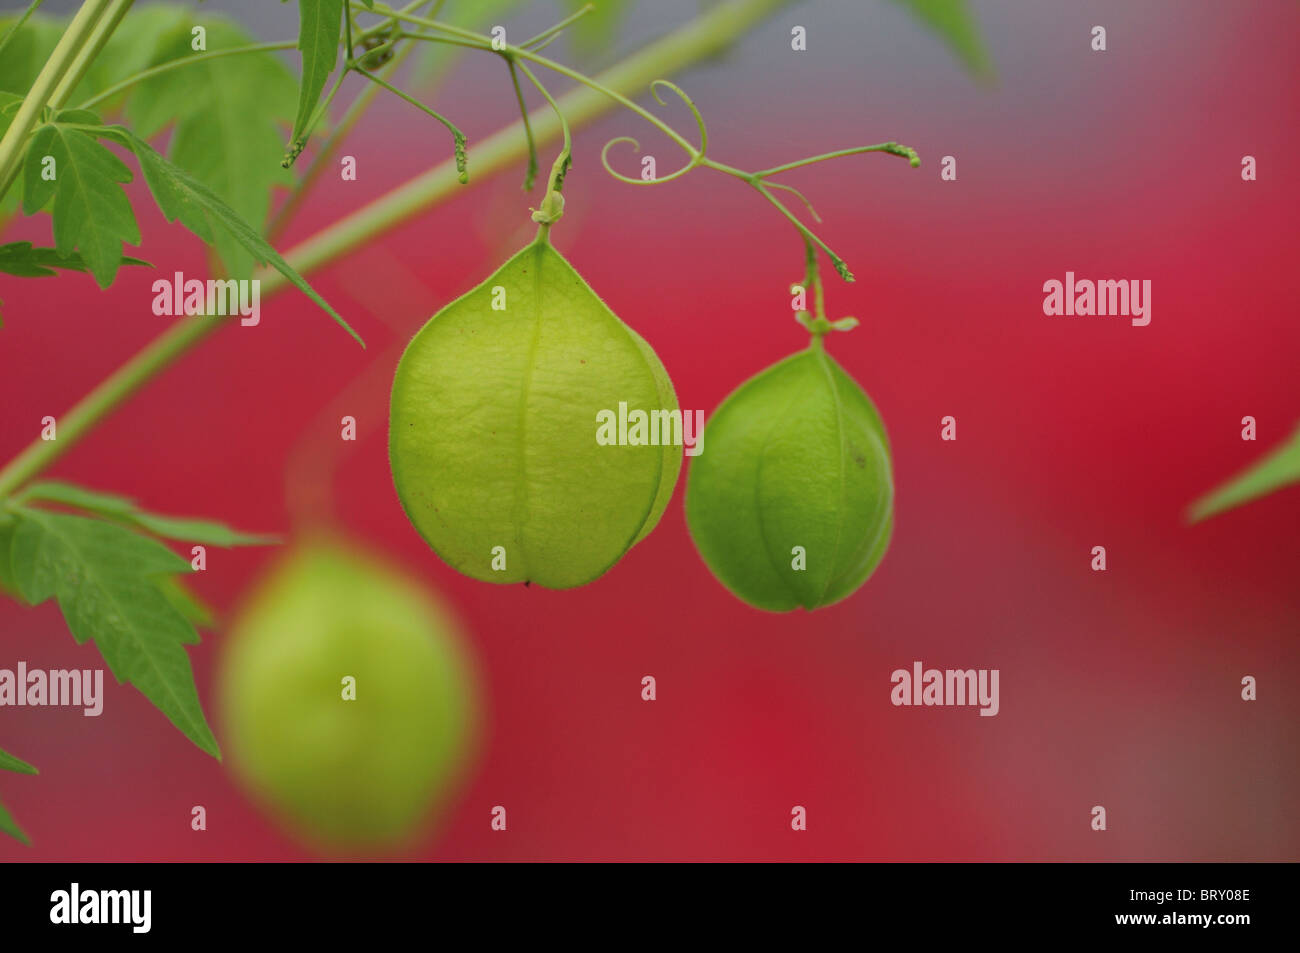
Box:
390 239 680 588
685 343 894 611
218 539 479 852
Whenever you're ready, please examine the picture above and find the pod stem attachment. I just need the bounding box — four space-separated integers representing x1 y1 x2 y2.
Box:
794 236 858 344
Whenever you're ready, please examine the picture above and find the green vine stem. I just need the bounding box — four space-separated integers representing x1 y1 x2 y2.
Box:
0 0 793 500
46 0 134 109
0 0 113 200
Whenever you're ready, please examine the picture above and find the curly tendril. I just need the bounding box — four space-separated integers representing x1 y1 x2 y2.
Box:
649 80 708 156
600 136 698 186
599 81 707 187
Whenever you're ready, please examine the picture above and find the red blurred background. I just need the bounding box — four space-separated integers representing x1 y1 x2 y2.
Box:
1 0 1297 861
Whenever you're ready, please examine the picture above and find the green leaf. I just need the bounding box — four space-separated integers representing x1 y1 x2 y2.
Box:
17 480 278 546
0 747 38 775
0 739 36 846
8 508 220 758
888 0 992 77
1188 422 1300 522
125 16 298 279
89 125 363 346
15 480 136 516
0 514 20 599
21 124 141 288
155 575 216 634
69 5 193 110
291 0 345 149
0 798 30 845
130 513 279 547
0 241 149 277
0 13 63 94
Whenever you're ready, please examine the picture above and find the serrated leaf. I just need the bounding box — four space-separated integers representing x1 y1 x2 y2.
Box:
155 575 216 634
9 508 220 758
0 241 149 277
21 124 140 288
124 15 297 278
1189 423 1300 522
0 799 30 845
130 513 278 547
89 125 363 345
0 747 37 775
888 0 992 77
17 480 278 546
291 0 345 148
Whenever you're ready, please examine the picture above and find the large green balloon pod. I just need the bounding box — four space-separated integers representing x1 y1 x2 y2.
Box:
390 240 681 588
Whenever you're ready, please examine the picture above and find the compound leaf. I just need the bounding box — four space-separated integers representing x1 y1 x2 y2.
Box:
87 124 362 345
0 241 149 277
8 508 220 758
20 123 140 288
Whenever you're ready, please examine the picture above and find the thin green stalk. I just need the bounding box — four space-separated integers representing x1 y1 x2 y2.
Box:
505 59 539 192
47 0 133 109
0 0 794 499
371 1 700 158
351 65 467 182
0 0 113 202
0 0 47 62
77 42 297 110
515 60 570 242
755 143 920 178
751 178 853 280
267 37 420 242
521 3 593 50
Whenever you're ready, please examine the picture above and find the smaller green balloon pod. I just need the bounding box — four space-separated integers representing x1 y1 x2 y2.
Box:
389 240 681 588
685 345 894 611
218 539 481 852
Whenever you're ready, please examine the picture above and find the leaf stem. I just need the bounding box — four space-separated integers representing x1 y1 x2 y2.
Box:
505 59 539 191
351 65 467 182
754 142 921 178
0 0 114 203
77 42 298 111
